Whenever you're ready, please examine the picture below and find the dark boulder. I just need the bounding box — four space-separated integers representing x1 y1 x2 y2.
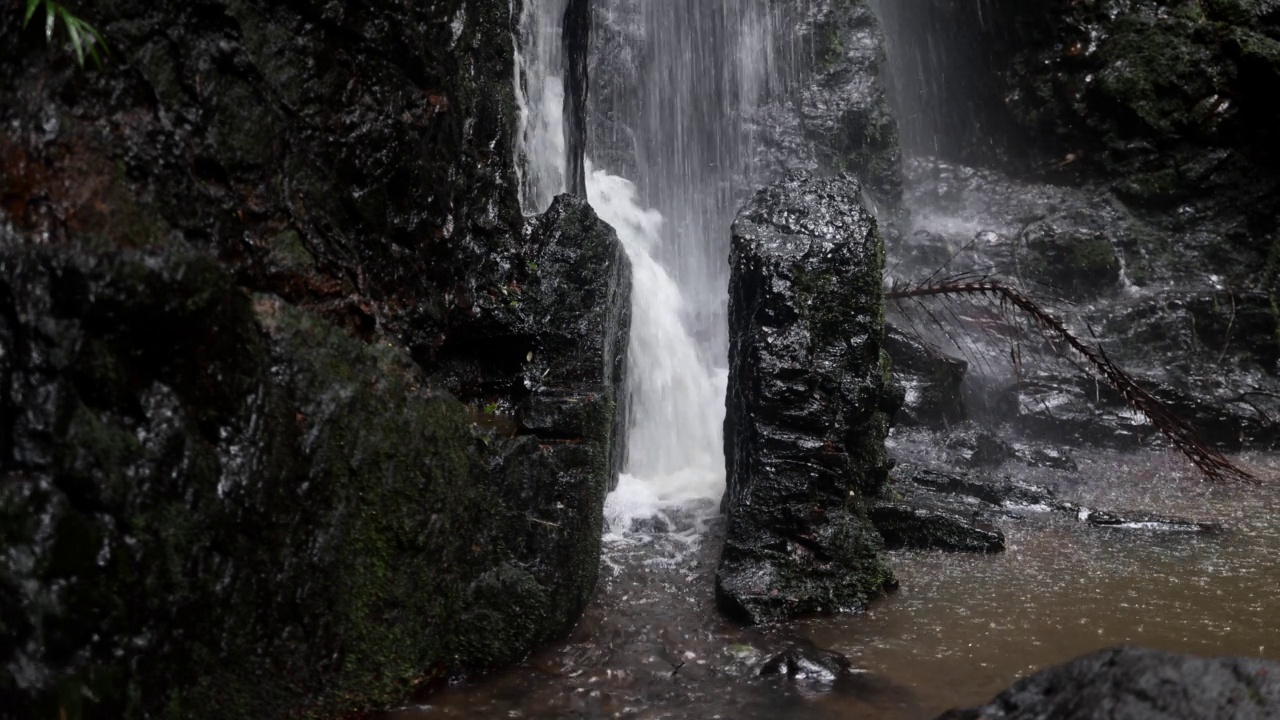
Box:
0 205 629 719
938 646 1280 720
717 173 897 625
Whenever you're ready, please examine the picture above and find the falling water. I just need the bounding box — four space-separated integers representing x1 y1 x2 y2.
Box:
866 0 1022 161
516 0 788 533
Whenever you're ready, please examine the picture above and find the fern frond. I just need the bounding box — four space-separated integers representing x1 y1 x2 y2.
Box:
886 279 1258 483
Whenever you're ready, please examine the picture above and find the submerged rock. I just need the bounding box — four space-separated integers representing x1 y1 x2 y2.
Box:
717 173 897 625
938 646 1280 720
760 643 853 682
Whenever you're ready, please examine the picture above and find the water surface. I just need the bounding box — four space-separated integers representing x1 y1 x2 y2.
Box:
397 452 1280 719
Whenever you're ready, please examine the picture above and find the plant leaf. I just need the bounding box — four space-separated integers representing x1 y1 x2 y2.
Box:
82 21 109 60
65 15 85 67
45 4 55 43
23 0 41 28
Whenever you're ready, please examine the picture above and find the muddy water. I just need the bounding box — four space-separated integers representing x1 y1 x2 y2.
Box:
805 451 1280 717
397 452 1280 720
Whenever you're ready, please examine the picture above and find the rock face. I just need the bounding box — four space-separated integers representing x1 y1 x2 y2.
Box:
1 1 629 717
717 174 897 625
587 0 903 218
886 159 1280 454
883 325 966 430
1007 0 1280 207
756 0 904 200
938 646 1280 720
999 0 1280 324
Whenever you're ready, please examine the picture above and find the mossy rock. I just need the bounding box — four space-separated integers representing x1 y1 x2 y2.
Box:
1020 213 1123 300
0 241 615 718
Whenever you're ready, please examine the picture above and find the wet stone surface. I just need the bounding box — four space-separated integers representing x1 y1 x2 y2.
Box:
0 1 632 716
760 643 853 682
718 173 897 626
879 458 1225 545
884 158 1280 455
938 646 1280 720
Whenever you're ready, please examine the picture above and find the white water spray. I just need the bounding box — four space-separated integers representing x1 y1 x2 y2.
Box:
515 0 727 537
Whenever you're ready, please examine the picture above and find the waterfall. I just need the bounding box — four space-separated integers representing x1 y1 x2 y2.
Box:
516 0 785 535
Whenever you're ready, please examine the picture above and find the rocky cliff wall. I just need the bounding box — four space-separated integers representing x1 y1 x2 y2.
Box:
0 1 629 716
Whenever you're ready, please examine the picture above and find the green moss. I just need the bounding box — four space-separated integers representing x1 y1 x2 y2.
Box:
269 229 314 269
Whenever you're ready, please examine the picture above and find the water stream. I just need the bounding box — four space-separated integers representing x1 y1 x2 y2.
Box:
398 0 1280 717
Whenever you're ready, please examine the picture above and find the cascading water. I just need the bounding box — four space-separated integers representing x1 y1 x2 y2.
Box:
516 0 788 534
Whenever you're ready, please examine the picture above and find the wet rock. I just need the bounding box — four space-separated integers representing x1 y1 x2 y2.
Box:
943 425 1018 469
1005 1 1280 214
589 0 902 207
760 643 853 682
0 0 630 716
885 324 968 429
1079 509 1223 535
894 465 1059 512
1008 363 1279 454
871 464 1009 553
985 0 1280 310
0 240 626 718
937 646 1280 720
869 0 1046 165
717 173 897 625
878 464 1222 546
869 502 1006 553
886 158 1280 455
762 0 903 200
1017 211 1123 300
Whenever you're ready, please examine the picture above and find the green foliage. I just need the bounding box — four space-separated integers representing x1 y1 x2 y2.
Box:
23 0 108 67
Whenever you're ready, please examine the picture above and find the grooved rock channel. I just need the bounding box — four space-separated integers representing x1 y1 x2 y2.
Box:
718 173 898 625
0 1 629 717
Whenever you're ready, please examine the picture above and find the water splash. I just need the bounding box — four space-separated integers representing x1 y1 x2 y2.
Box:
515 0 728 538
